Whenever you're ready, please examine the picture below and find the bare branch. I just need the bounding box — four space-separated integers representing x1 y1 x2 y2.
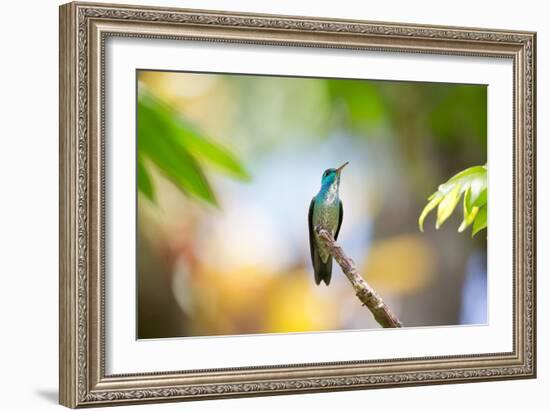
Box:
316 227 403 328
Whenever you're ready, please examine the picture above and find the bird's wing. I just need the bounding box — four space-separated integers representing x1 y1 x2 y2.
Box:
335 199 343 240
308 197 316 264
308 198 322 285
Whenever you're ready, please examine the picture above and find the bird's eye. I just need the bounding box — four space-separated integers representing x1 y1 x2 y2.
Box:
323 170 330 177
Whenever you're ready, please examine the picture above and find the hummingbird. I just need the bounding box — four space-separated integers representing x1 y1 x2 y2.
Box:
308 162 348 286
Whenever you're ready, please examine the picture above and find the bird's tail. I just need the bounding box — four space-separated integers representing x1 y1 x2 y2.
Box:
314 257 333 286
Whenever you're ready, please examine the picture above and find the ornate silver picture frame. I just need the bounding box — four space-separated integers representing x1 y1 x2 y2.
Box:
59 1 536 408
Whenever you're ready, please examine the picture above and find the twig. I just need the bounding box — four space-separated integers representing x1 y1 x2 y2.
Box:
315 227 403 328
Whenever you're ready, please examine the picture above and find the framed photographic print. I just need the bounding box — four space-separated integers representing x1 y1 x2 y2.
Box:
59 1 537 408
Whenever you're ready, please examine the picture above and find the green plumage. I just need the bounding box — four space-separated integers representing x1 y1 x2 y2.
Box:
308 163 347 286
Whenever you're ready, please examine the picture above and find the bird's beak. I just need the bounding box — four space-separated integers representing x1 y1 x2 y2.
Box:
336 161 349 174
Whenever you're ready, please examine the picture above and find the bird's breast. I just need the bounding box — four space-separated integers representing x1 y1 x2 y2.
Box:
312 199 339 233
312 202 339 264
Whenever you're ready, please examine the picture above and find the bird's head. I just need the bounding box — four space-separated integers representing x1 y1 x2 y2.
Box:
321 162 348 188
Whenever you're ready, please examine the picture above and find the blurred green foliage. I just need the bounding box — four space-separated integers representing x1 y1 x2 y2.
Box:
137 89 250 205
430 85 487 148
327 79 386 127
419 165 487 236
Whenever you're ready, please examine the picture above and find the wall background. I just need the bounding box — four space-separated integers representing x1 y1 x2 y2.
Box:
0 0 545 409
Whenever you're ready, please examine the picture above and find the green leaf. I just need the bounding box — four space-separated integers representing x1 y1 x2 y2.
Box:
472 205 487 236
458 187 479 232
137 156 155 202
468 174 487 207
174 127 251 181
418 164 487 234
140 91 250 181
472 187 487 208
138 95 218 206
446 165 486 188
419 193 443 232
436 184 461 229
